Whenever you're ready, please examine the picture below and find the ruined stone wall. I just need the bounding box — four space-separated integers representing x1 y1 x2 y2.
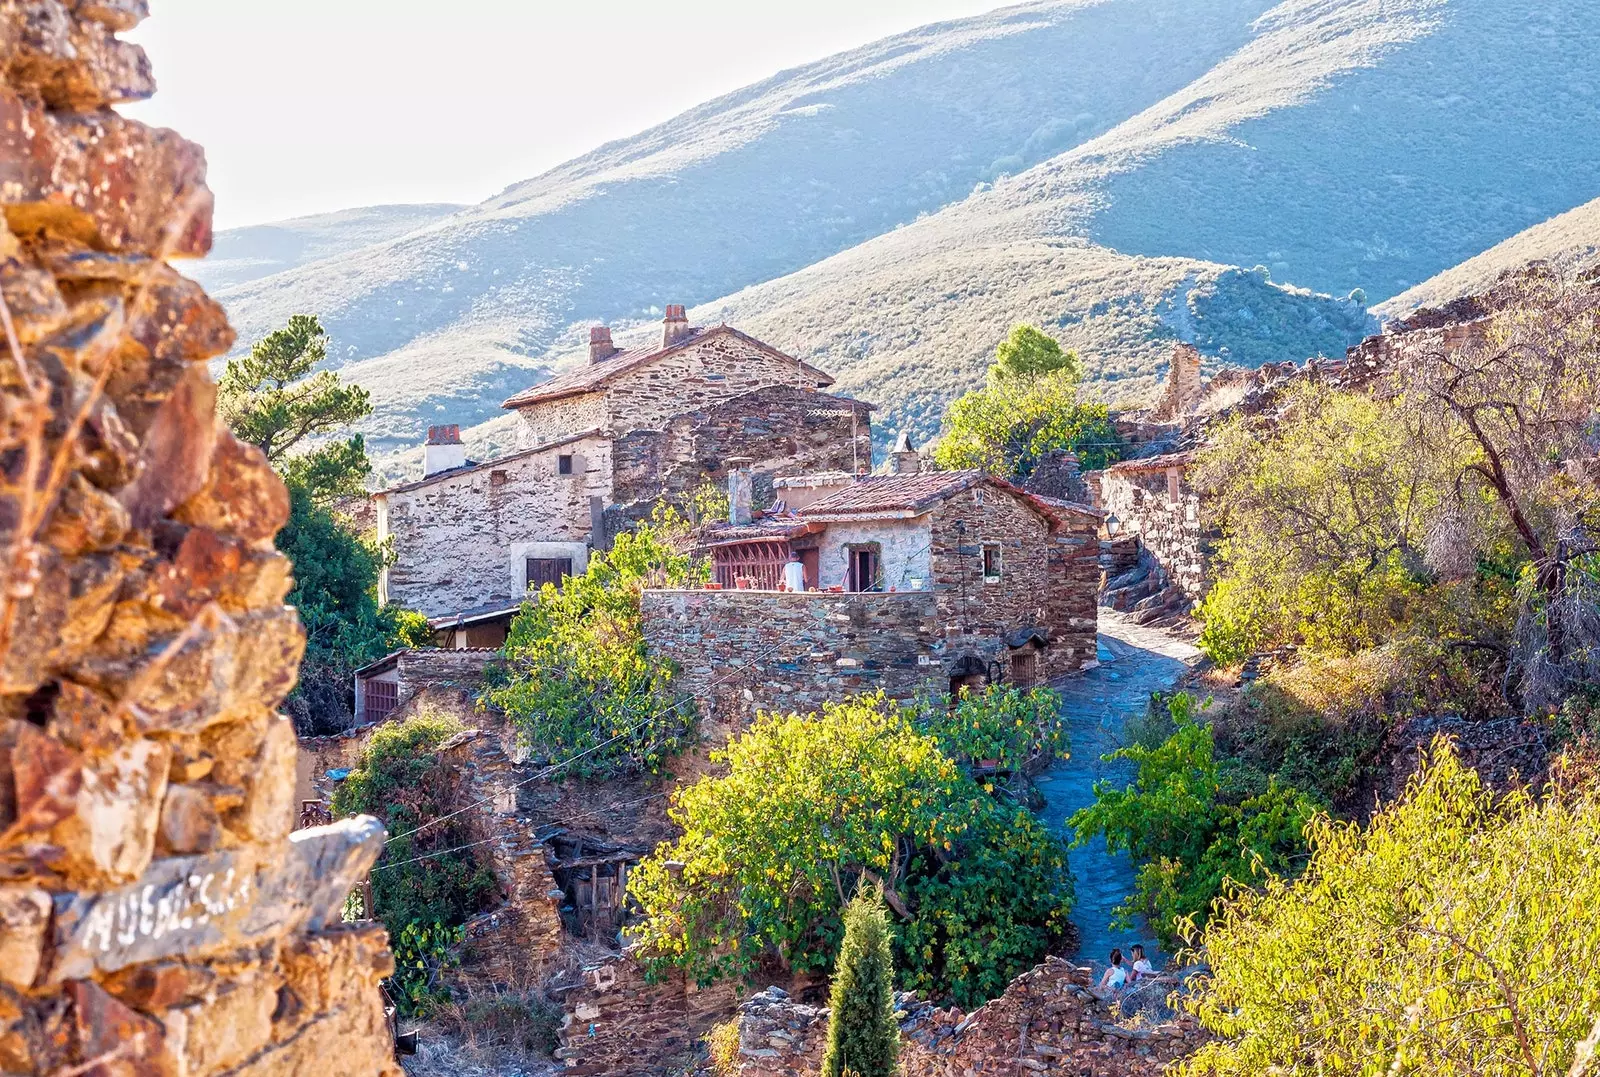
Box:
926 488 1100 682
555 952 746 1075
732 959 1205 1077
379 435 609 616
513 390 607 448
1099 466 1207 600
1151 342 1204 422
604 332 837 435
0 5 396 1073
611 384 870 511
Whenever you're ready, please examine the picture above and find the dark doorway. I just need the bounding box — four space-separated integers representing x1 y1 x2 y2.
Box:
847 546 880 592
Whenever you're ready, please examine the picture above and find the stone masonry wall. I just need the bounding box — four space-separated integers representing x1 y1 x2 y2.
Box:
642 590 942 731
925 487 1100 682
555 952 745 1075
611 384 870 512
380 435 610 616
1099 467 1207 600
0 6 397 1074
514 390 608 448
732 958 1205 1077
603 331 831 435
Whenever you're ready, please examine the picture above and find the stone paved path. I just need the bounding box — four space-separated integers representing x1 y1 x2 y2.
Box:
1035 610 1201 968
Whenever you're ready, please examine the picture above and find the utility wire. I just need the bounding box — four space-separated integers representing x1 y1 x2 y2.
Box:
380 606 836 848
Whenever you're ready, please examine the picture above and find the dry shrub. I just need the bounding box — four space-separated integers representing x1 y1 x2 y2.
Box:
403 981 562 1076
705 1018 741 1077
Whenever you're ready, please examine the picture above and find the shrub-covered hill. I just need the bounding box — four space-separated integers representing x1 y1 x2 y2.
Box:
1375 195 1600 319
210 0 1600 459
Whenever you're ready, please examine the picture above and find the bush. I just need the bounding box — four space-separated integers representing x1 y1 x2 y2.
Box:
1069 693 1320 948
705 1019 742 1077
821 890 900 1077
627 694 1072 1007
914 684 1066 773
1181 740 1600 1077
332 710 498 989
484 522 707 776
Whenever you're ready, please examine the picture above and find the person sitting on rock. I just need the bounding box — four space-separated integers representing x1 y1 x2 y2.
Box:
1129 944 1157 983
1098 948 1128 991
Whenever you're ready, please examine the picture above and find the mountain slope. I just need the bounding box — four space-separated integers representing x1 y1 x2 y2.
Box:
1375 196 1600 317
211 0 1289 448
192 203 465 292
212 0 1600 460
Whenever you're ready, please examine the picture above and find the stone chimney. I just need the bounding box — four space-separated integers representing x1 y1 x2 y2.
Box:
424 424 467 477
589 325 618 364
888 429 921 475
663 304 691 348
727 457 753 526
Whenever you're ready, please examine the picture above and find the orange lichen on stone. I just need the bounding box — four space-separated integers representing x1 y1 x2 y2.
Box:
0 2 399 1073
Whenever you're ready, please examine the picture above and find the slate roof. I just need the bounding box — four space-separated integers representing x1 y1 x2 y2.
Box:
797 470 989 517
500 324 836 410
1105 449 1198 474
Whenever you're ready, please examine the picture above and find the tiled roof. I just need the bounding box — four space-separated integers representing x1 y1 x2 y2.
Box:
500 325 836 410
699 519 823 545
797 470 988 517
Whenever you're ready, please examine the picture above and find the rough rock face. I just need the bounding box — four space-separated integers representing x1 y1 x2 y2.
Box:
0 4 398 1074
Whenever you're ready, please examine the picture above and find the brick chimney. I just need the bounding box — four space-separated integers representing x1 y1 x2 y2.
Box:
727 457 753 526
589 325 617 364
423 424 467 477
662 304 691 348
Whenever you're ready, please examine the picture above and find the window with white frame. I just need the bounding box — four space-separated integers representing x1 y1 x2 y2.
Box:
981 542 1002 582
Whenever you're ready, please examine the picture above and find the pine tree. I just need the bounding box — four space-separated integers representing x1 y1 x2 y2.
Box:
820 889 899 1077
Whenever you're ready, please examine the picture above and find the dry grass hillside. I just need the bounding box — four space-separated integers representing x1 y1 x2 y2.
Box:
1375 196 1600 318
209 0 1600 469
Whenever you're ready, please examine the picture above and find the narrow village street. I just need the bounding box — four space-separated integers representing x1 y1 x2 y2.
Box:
1036 611 1202 968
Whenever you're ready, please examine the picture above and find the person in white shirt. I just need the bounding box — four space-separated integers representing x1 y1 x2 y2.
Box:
1098 948 1128 991
1129 943 1157 983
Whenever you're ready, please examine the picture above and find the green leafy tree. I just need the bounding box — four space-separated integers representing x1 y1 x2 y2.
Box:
915 684 1066 772
220 316 427 733
1193 382 1501 666
934 325 1121 478
627 694 1072 1005
993 323 1082 381
1181 741 1600 1077
1069 693 1320 948
484 520 707 776
821 889 900 1077
218 313 373 503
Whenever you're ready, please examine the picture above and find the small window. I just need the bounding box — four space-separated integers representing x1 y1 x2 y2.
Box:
558 454 574 476
1166 467 1181 502
490 469 508 487
982 542 1002 582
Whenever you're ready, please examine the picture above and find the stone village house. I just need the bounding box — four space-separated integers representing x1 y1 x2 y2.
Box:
352 309 872 721
643 456 1103 730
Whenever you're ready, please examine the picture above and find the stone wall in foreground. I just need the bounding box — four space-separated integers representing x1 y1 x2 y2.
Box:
733 959 1206 1077
0 4 396 1074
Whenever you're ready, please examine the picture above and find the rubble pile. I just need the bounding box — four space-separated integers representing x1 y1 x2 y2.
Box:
0 4 397 1073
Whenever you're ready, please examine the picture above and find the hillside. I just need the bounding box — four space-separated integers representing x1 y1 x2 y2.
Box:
192 203 464 292
1375 196 1600 318
208 0 1600 461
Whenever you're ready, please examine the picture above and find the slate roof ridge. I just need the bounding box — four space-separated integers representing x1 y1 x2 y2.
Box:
500 324 836 410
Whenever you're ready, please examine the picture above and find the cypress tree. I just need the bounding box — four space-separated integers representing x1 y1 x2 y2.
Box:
820 889 899 1077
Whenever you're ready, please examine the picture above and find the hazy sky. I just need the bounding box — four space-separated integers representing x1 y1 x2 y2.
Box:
125 1 1009 230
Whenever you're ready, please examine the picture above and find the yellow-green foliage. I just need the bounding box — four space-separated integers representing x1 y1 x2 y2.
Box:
627 694 1072 1006
1194 383 1489 665
1181 741 1600 1077
705 1019 741 1077
932 325 1122 477
821 890 900 1077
